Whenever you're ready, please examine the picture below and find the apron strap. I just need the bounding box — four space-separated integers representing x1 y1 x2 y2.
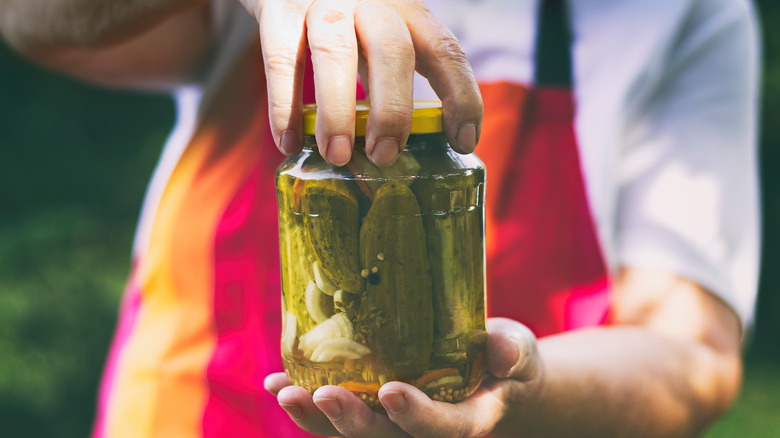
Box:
534 0 573 87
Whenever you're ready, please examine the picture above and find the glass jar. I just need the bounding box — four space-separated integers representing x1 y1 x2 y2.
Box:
276 102 486 409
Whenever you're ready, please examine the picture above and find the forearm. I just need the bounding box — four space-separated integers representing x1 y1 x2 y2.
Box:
492 269 746 438
492 326 741 438
1 0 214 88
0 0 206 56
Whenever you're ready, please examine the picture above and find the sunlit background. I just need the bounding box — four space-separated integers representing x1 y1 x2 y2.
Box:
1 2 778 436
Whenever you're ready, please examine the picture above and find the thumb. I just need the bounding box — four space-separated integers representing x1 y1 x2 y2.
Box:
485 317 541 382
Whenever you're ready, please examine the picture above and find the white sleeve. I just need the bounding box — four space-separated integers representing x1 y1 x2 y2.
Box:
614 0 761 327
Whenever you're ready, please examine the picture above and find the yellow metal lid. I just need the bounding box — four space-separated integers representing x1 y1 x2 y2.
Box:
303 101 443 136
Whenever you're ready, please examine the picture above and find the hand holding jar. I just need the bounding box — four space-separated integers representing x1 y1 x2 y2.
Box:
265 318 542 438
269 103 542 437
238 0 483 166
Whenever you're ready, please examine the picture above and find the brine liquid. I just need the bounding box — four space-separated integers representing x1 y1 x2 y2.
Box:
277 154 486 409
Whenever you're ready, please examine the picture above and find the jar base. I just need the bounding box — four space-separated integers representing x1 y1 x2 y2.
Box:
283 354 486 410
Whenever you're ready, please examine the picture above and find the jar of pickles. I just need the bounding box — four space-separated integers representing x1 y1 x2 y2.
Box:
276 101 486 409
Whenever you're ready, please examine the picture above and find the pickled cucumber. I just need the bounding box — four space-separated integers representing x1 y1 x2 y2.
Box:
277 174 318 334
415 175 485 362
301 179 363 294
360 182 434 378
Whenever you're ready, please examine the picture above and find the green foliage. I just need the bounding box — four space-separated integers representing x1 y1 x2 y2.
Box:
759 0 780 147
707 351 780 437
753 0 780 352
0 39 172 437
0 210 132 436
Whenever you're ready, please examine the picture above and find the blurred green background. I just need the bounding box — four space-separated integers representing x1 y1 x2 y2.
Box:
1 2 779 437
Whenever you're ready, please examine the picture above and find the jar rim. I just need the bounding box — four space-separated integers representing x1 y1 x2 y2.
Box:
303 101 443 136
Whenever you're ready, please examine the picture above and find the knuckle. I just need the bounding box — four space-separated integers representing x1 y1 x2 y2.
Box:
267 98 295 123
307 2 353 27
450 94 484 122
416 34 468 79
376 36 415 66
433 35 469 67
309 34 357 59
390 0 433 20
264 49 300 75
443 81 483 122
372 101 413 129
354 3 414 64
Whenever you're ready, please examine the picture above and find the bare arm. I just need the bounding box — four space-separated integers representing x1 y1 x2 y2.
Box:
489 268 741 437
265 267 742 437
0 0 213 89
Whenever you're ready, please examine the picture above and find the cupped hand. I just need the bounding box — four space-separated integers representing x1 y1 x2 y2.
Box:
239 0 483 167
264 318 542 437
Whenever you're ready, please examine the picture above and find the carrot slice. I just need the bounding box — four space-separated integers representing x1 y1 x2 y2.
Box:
292 178 305 211
415 367 460 387
337 381 381 395
345 161 375 200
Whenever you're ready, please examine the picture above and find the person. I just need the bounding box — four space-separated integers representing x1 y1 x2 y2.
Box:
0 0 760 437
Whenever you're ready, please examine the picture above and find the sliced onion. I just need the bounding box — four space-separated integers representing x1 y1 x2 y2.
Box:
310 337 371 363
305 280 332 323
313 261 339 295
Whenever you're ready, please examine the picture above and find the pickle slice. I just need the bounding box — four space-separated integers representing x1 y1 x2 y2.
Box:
360 182 434 379
420 375 463 392
302 179 363 294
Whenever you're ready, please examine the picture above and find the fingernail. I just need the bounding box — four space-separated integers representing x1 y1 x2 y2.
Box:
313 397 342 420
379 390 406 413
327 136 352 166
506 336 523 377
279 403 303 419
370 138 400 166
456 122 477 152
280 130 299 155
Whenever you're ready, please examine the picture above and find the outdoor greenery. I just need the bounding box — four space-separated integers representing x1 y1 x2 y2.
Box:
1 2 778 437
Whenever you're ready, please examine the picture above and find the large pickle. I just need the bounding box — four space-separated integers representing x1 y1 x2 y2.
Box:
415 175 486 363
301 179 363 294
277 174 318 335
359 182 434 379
